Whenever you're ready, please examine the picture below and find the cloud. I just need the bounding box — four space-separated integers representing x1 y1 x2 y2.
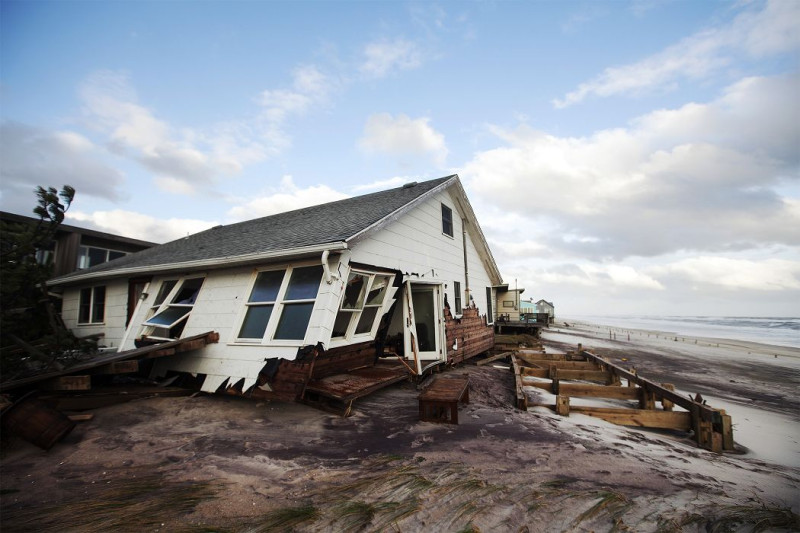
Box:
553 0 800 108
359 113 448 166
464 73 800 261
226 175 349 221
351 176 412 193
0 121 126 213
359 38 422 78
648 256 800 291
68 210 217 243
537 263 665 290
80 70 268 191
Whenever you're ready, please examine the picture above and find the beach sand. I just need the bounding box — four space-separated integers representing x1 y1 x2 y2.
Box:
1 324 798 532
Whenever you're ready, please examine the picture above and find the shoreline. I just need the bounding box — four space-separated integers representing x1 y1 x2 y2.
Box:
560 315 799 351
551 318 800 360
539 319 800 470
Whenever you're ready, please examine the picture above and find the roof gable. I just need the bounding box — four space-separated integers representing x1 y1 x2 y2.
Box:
49 176 459 285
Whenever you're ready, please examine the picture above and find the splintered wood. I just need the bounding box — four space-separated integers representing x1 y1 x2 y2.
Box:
512 347 735 453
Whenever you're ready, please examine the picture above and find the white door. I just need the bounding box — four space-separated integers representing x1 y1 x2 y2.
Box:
403 282 443 373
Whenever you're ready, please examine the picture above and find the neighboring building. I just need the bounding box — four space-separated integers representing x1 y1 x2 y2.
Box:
535 299 555 323
495 285 525 322
47 175 503 402
1 211 157 279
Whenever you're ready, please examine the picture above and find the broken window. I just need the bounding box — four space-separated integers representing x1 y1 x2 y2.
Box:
453 281 462 314
332 272 393 340
441 203 454 237
78 286 105 324
237 265 324 343
141 277 205 340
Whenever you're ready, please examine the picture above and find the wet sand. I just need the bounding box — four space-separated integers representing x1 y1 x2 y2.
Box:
1 328 799 532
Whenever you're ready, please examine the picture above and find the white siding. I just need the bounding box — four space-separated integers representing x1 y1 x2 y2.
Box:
350 189 495 321
61 279 129 349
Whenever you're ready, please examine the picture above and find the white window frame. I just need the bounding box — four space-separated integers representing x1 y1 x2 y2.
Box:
233 263 324 345
78 285 105 325
453 281 462 315
330 270 394 346
140 276 205 340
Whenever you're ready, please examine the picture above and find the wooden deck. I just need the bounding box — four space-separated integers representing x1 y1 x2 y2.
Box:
304 362 411 403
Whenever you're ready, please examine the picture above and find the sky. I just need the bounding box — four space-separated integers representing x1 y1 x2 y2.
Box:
1 0 798 317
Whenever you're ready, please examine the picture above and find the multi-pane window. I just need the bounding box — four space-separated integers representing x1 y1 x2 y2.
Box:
441 203 454 237
78 286 105 324
332 272 393 340
141 277 204 339
77 246 126 269
453 281 462 314
237 265 324 342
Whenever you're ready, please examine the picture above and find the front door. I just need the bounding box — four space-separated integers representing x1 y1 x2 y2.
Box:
403 282 443 373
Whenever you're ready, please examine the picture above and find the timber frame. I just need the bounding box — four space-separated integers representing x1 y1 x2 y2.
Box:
511 345 735 454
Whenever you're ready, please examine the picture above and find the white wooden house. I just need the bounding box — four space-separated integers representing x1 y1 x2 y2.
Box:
48 176 503 403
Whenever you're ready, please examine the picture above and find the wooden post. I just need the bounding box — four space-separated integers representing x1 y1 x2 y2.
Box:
556 394 570 416
660 383 675 411
721 411 734 451
627 368 637 387
550 366 559 395
639 388 656 410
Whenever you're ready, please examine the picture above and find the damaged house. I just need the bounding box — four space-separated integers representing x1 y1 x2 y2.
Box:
46 175 502 407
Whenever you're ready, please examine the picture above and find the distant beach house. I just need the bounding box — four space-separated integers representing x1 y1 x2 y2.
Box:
535 299 555 324
47 175 503 403
495 284 525 322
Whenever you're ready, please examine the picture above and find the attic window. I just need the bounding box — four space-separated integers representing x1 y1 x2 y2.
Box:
441 203 454 237
141 277 205 340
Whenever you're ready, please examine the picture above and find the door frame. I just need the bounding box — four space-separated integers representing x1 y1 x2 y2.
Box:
402 280 445 374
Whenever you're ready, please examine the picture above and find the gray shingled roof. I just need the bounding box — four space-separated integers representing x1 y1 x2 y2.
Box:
50 175 455 284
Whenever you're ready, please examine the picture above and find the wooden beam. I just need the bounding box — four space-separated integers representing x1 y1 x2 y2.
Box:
558 383 640 400
516 358 599 370
90 360 139 375
41 375 91 391
520 367 548 378
553 369 614 383
569 406 692 430
476 351 513 366
520 379 551 391
510 356 528 411
516 352 566 362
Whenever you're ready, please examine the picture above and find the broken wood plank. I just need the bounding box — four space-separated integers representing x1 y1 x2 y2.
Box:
41 386 194 411
67 414 94 422
41 375 91 391
90 360 139 375
476 351 513 366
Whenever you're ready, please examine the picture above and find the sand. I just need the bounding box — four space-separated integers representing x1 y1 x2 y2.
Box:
1 322 798 532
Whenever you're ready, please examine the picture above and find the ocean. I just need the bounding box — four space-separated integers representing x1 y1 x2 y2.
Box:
568 315 800 349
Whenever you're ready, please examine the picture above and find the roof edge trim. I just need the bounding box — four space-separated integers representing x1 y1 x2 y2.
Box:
344 175 457 246
48 242 348 287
